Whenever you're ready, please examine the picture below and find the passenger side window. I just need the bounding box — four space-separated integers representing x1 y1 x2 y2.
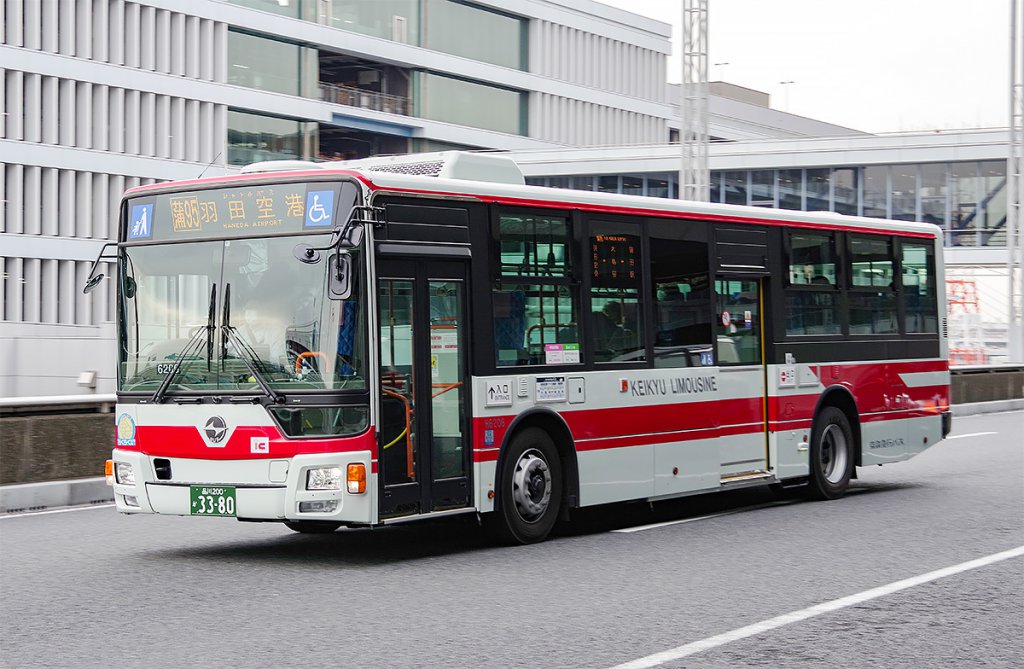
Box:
649 220 712 368
588 221 643 363
715 278 761 365
785 232 841 336
848 235 897 334
901 241 938 333
493 212 580 366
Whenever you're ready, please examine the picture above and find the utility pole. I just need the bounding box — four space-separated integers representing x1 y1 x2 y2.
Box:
1009 0 1023 361
680 0 709 202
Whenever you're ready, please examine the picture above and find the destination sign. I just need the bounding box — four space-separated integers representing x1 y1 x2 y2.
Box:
591 233 640 288
125 181 357 242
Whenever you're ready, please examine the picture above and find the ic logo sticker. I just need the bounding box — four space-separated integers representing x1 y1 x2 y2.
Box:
251 436 269 454
204 416 228 445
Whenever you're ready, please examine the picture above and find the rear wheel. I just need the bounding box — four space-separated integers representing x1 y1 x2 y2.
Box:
806 406 854 500
283 520 342 534
487 427 563 545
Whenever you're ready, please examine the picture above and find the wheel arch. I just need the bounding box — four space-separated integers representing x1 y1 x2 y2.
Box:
496 408 580 511
814 385 862 466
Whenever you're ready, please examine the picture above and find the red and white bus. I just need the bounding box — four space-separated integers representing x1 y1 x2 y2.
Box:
91 152 950 543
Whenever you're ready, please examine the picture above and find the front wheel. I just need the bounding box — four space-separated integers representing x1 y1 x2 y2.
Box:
487 427 563 545
283 520 342 534
806 406 855 500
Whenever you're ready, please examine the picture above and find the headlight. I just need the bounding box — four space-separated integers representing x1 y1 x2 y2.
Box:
306 466 341 490
115 462 135 486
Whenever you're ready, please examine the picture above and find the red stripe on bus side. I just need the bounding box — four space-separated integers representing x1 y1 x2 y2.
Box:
135 425 376 461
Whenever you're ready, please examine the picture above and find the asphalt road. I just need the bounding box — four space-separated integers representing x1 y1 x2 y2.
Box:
2 410 1022 669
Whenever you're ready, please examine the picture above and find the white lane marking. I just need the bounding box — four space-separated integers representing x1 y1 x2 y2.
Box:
612 501 797 534
945 431 998 440
607 544 1024 669
0 503 116 519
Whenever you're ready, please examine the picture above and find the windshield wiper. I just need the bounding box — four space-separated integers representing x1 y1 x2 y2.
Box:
220 283 284 404
220 326 284 404
151 284 217 403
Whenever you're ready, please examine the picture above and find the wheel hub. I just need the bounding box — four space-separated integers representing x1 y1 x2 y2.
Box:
820 424 849 484
512 450 552 521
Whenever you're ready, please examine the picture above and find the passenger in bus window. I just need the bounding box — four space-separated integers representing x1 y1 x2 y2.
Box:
592 301 625 358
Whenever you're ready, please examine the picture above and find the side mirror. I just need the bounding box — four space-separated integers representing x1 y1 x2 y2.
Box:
340 222 365 249
82 242 118 294
83 272 105 295
329 252 353 300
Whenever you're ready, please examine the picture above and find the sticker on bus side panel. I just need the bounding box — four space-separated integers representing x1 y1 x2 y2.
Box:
304 190 334 227
116 413 137 446
129 204 153 239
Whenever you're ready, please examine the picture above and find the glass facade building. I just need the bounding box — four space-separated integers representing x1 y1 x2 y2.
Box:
527 160 1009 247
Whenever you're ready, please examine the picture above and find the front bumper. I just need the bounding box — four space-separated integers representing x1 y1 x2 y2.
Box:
110 449 374 524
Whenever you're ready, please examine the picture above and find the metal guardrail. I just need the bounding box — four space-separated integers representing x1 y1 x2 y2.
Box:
319 82 409 116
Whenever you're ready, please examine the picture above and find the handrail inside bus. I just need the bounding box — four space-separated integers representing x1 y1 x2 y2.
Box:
431 382 463 398
295 351 329 374
381 386 415 479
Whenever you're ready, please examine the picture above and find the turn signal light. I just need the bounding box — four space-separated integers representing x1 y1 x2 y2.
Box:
104 460 114 486
347 463 366 494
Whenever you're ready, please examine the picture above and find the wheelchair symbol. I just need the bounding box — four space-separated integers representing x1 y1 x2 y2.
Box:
305 191 334 227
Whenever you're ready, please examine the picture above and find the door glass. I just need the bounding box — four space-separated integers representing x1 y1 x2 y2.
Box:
379 279 417 486
715 279 761 365
429 280 465 480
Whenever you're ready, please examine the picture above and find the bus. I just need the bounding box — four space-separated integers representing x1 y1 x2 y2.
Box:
89 152 951 544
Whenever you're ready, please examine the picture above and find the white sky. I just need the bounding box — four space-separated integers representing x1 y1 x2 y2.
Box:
596 0 1012 133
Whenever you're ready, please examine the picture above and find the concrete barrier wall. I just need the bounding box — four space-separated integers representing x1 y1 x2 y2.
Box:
2 367 1022 485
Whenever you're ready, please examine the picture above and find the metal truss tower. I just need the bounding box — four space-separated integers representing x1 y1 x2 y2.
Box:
680 0 709 202
1009 0 1024 360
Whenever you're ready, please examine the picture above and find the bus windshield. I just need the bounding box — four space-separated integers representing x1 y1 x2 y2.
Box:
118 235 367 395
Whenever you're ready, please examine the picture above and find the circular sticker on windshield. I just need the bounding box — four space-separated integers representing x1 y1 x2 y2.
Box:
721 311 731 327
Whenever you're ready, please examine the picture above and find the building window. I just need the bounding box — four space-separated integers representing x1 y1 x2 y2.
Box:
227 111 316 165
920 163 948 228
417 73 525 135
832 167 858 215
424 0 526 70
750 170 775 207
329 1 421 44
891 167 917 221
778 169 803 210
227 31 317 97
863 165 888 219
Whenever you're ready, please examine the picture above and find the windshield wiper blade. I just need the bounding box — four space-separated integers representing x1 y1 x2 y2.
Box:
150 326 208 403
151 284 217 403
207 284 217 372
220 325 284 404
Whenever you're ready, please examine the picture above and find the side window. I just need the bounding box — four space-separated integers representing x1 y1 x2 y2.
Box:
493 212 580 366
649 220 712 368
588 221 643 363
901 241 938 333
715 278 761 365
848 235 897 334
785 232 841 335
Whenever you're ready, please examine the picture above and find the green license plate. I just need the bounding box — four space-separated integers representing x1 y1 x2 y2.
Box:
190 486 236 517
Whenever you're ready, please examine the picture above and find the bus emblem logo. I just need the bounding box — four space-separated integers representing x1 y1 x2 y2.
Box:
204 416 228 444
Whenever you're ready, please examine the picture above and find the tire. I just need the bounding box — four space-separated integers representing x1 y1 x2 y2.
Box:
487 427 563 545
283 520 342 534
806 406 855 500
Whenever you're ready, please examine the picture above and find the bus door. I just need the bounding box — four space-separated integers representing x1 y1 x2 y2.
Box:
714 276 770 481
376 258 471 518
